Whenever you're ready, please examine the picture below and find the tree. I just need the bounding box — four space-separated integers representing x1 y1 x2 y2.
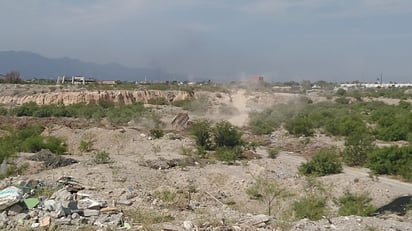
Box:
336 88 346 96
4 71 22 83
247 177 285 216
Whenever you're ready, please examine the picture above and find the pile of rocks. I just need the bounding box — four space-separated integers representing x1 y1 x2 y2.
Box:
0 177 130 230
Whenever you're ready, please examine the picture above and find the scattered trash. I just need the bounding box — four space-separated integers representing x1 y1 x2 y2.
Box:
23 198 40 210
0 186 23 211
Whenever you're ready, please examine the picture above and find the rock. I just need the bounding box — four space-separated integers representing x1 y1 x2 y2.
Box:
78 198 103 210
31 223 39 228
107 213 123 228
39 216 51 227
55 217 71 225
71 212 80 219
61 200 78 210
43 199 57 211
116 199 132 206
183 220 195 230
83 209 100 217
51 188 73 201
28 210 38 219
100 207 120 213
239 214 271 227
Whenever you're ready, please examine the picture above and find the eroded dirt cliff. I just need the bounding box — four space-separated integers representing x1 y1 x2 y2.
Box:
0 89 193 106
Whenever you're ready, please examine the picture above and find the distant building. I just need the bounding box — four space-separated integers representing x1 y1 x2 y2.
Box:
250 75 264 82
97 80 117 85
339 82 412 89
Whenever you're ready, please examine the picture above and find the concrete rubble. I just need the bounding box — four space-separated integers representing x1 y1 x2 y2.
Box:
0 176 129 230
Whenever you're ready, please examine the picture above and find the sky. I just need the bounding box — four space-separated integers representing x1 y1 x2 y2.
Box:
0 0 412 82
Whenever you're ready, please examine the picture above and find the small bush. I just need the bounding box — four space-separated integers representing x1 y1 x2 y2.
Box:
293 196 327 220
147 97 169 105
336 88 347 96
124 209 174 226
171 99 192 108
337 192 375 216
150 129 164 139
267 148 279 159
153 190 177 204
367 145 412 181
285 116 314 137
299 149 342 177
246 177 285 216
190 120 212 150
79 140 93 153
94 151 111 164
343 132 375 166
215 146 241 162
214 121 243 148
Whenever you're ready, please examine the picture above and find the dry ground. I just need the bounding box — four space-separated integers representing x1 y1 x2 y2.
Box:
2 86 412 230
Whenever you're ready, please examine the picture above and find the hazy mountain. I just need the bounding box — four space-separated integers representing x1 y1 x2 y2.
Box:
0 51 183 81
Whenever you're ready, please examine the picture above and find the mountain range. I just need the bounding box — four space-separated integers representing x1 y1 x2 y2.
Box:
0 51 184 81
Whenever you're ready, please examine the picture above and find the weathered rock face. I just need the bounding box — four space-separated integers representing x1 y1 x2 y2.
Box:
0 90 193 106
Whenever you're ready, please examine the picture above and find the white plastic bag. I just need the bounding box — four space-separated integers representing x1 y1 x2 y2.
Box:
0 186 23 210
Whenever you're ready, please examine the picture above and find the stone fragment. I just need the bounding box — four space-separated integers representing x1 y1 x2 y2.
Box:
83 209 100 217
39 216 51 227
116 199 132 206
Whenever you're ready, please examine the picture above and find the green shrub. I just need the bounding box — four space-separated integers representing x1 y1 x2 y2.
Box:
153 190 177 204
213 121 243 148
171 99 192 108
299 149 342 177
79 140 93 153
336 88 347 96
147 97 169 105
150 129 164 139
285 116 314 137
337 192 375 216
0 137 17 162
215 146 242 162
335 97 350 104
94 151 111 164
367 145 412 181
43 136 67 155
0 107 8 115
343 132 375 166
268 148 279 159
21 136 45 153
293 196 327 220
246 178 285 216
190 120 212 150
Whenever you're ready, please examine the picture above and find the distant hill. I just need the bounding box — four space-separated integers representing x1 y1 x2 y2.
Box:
0 51 183 81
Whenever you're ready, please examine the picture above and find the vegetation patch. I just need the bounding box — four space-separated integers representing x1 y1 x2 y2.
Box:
337 192 375 216
299 149 342 177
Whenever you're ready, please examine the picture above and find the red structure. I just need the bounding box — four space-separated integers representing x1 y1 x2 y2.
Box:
250 76 264 82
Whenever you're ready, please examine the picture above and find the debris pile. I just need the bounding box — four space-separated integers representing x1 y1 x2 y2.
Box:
0 177 130 230
27 149 77 169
